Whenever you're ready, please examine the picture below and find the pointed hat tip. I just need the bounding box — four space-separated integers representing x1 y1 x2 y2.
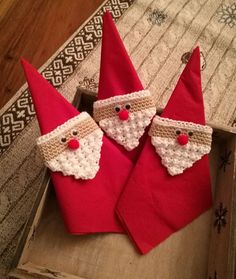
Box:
104 9 111 16
20 57 79 134
20 57 27 71
161 45 205 124
103 9 113 22
98 9 143 100
190 46 200 61
20 57 25 64
20 57 30 68
20 57 35 78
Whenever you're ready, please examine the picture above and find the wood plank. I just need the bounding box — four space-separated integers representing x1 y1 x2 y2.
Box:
10 262 85 279
207 134 236 279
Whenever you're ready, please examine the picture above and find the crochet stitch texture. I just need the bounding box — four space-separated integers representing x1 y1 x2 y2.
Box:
149 116 212 175
93 90 156 151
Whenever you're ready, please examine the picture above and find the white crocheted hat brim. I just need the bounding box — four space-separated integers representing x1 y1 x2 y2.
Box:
37 112 91 144
152 116 213 134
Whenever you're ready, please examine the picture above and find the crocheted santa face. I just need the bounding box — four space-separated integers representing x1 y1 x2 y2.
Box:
37 112 103 179
149 116 212 175
93 90 156 151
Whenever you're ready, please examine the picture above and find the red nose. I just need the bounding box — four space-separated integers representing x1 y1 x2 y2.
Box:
118 109 129 121
68 138 80 150
177 134 189 145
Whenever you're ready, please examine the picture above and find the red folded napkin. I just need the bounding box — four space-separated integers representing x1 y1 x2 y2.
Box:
116 47 213 253
21 59 133 234
93 11 156 163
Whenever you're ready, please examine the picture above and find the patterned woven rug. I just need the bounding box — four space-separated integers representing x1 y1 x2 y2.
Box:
0 0 235 276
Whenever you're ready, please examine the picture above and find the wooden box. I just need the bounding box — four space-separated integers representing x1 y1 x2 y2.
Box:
8 89 236 279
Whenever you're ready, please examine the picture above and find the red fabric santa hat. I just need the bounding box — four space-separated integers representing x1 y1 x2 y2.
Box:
116 47 213 253
93 11 156 161
97 10 143 99
21 58 133 234
21 59 79 134
161 46 205 124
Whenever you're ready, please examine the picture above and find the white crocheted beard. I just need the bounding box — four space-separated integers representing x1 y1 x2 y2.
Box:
149 116 213 176
37 112 103 180
93 90 156 151
99 109 155 150
46 129 103 179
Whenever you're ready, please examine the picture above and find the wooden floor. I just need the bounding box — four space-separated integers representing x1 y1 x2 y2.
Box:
0 0 104 109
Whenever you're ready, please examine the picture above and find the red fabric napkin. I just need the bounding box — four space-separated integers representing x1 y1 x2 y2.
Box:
21 59 133 234
116 47 212 253
93 11 156 163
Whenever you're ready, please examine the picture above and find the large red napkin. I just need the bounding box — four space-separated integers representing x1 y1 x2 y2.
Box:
21 59 133 234
93 11 156 163
116 47 213 253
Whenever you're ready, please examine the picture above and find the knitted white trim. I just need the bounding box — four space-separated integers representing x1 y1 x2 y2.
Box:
93 89 152 108
37 112 90 144
152 116 213 134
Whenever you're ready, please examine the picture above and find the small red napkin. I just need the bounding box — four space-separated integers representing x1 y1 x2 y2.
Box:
116 47 213 253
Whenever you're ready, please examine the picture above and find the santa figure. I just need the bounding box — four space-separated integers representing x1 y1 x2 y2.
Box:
93 11 156 159
116 47 213 254
21 57 133 234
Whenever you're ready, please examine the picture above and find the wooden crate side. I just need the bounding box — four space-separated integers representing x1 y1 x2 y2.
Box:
10 172 51 270
227 138 236 279
9 88 236 279
9 262 84 279
207 135 236 279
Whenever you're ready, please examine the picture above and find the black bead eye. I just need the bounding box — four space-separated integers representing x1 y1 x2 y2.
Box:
60 137 67 143
125 104 131 110
188 131 193 137
71 130 78 136
175 130 181 135
115 106 121 112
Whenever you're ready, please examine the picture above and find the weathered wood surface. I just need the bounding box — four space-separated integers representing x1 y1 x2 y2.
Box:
9 126 236 279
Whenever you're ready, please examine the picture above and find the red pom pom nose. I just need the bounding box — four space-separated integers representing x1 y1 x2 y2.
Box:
177 134 189 145
118 109 129 121
68 138 80 150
